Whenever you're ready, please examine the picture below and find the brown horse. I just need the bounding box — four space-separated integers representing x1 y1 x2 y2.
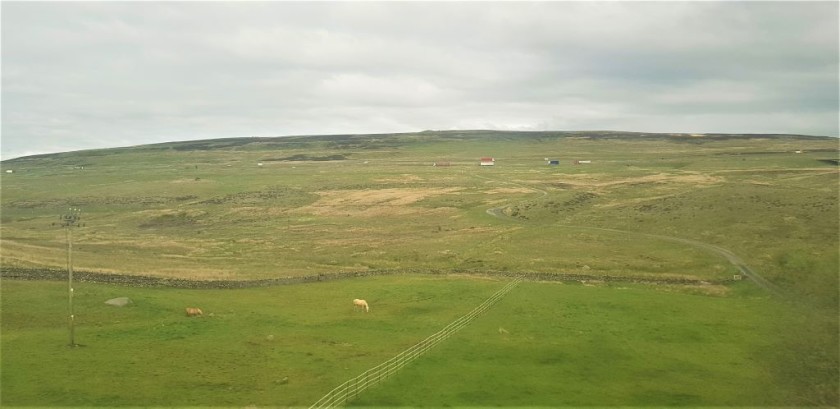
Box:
185 307 203 317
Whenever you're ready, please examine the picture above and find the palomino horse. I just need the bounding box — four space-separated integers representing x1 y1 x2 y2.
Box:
185 307 203 317
352 299 369 312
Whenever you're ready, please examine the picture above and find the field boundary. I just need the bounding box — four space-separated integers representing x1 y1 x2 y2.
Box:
309 277 522 409
0 267 729 289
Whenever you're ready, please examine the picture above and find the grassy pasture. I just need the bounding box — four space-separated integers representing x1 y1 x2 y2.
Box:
1 131 838 406
2 132 836 293
1 276 828 407
1 276 505 407
352 282 801 407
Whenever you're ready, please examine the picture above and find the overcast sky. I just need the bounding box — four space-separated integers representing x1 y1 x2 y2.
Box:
2 1 838 160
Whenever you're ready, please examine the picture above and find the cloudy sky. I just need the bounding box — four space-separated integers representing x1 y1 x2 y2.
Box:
2 1 838 159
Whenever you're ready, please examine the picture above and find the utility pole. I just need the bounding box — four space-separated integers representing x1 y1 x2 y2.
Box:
59 208 82 347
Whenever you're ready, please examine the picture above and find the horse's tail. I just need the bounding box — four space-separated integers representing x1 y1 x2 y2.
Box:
365 303 369 312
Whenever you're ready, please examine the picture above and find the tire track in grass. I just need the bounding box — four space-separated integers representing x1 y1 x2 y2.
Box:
474 174 783 297
568 226 784 297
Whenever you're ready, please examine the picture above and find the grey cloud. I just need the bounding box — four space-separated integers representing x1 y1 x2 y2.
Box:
2 1 837 159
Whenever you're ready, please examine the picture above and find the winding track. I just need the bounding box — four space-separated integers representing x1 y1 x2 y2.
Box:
566 226 784 296
477 174 783 297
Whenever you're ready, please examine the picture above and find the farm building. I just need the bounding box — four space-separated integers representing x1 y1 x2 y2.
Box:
573 160 592 165
480 157 495 166
547 160 560 165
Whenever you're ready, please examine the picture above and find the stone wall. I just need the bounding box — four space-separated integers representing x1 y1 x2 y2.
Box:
0 267 726 289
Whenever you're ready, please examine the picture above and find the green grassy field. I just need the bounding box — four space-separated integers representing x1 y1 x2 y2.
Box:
352 282 802 407
1 131 838 406
2 276 830 407
1 276 505 407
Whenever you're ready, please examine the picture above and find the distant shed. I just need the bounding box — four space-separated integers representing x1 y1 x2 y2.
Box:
573 160 592 165
480 157 495 166
548 160 560 165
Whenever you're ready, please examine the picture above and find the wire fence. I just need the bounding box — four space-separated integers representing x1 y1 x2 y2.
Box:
309 277 522 409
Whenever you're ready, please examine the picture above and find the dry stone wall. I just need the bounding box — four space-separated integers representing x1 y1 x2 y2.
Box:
0 267 724 288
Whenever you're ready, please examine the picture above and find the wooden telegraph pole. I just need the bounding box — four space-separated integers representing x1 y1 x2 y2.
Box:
59 208 82 347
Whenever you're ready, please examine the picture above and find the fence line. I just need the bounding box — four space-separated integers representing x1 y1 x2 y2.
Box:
309 277 522 409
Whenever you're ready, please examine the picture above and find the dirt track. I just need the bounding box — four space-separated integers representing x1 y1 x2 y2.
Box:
476 174 784 297
570 226 784 297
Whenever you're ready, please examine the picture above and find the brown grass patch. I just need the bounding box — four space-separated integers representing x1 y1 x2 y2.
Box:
549 172 724 189
0 239 66 267
484 187 535 195
657 283 731 297
227 206 292 218
115 268 239 280
373 174 426 184
170 178 209 184
300 188 461 217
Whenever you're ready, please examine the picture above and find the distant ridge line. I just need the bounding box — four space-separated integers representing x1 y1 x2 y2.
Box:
2 130 833 162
